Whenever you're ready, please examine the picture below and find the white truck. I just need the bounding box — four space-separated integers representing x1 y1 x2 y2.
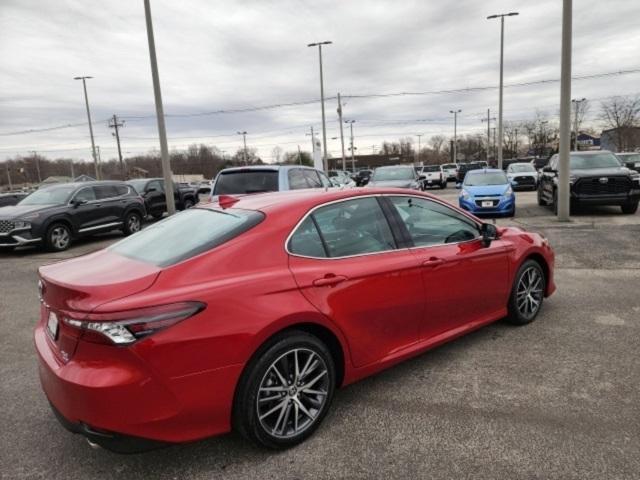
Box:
419 165 447 189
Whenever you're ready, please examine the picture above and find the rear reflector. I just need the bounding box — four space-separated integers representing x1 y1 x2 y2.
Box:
64 302 205 345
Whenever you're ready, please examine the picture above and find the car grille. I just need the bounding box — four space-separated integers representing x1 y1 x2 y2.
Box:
0 220 15 233
475 198 499 207
514 176 536 185
574 176 631 195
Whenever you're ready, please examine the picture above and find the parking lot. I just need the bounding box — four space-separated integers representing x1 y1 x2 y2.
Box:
1 188 639 480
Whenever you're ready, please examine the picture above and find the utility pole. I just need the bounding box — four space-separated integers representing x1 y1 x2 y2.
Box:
492 127 497 159
74 76 100 180
4 162 12 190
449 110 461 163
337 93 346 171
144 0 175 215
487 12 519 169
514 128 519 157
571 97 586 151
31 151 42 183
307 126 316 152
109 114 126 179
481 109 496 162
345 120 356 172
69 160 75 178
297 145 302 165
237 131 248 165
557 0 572 221
416 134 423 165
308 41 332 171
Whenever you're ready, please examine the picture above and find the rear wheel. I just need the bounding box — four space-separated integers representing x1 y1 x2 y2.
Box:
183 198 195 209
45 223 72 252
621 201 638 214
233 331 335 449
123 211 142 235
506 260 546 325
151 211 164 220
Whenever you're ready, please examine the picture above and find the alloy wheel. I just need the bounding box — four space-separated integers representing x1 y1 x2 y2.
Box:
51 226 70 250
128 214 141 233
256 348 329 439
516 266 543 319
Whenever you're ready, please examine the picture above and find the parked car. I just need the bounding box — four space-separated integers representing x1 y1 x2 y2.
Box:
455 162 485 186
0 191 28 207
531 156 550 170
209 165 331 200
34 187 555 452
440 163 459 181
327 170 356 187
616 152 640 172
459 169 515 217
419 165 446 189
506 163 539 191
127 178 198 219
354 169 373 186
538 150 640 214
0 181 145 251
366 165 423 190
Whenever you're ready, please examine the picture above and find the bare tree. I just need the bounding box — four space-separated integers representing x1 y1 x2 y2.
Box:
428 135 446 153
271 146 283 164
600 96 640 151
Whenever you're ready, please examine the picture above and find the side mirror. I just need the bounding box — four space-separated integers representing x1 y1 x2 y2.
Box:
71 198 87 207
542 166 555 173
480 223 498 247
146 187 157 193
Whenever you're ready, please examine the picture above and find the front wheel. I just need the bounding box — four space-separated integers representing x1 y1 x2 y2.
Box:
45 223 72 252
505 260 546 325
183 199 195 209
233 331 335 449
123 211 142 235
621 201 638 214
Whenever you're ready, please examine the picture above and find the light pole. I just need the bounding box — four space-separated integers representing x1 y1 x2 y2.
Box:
487 11 519 170
450 110 461 163
345 120 356 172
416 134 423 165
237 131 248 165
308 41 332 171
337 93 346 171
571 97 586 151
143 0 175 215
74 76 100 179
557 0 573 221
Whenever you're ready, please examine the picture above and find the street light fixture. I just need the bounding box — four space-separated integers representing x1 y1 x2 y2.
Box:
449 110 461 163
237 131 248 165
308 41 332 172
74 76 99 179
487 11 519 169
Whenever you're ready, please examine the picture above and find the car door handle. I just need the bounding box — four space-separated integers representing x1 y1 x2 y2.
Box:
312 274 348 287
421 257 445 268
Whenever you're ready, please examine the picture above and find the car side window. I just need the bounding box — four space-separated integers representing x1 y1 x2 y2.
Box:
288 216 327 258
147 180 163 192
93 185 118 200
115 185 130 196
389 196 479 247
73 187 96 203
310 197 396 257
303 169 322 188
288 169 308 190
318 172 332 188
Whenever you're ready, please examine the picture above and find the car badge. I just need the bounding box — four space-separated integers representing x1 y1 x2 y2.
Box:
598 177 608 184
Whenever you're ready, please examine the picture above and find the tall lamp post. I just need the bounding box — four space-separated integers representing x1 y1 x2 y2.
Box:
557 0 573 221
449 110 461 163
487 11 519 170
416 134 423 165
307 41 332 171
571 97 586 151
74 76 100 179
237 131 248 165
345 120 356 172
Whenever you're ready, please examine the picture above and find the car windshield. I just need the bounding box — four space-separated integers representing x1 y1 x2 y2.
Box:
464 172 508 186
127 179 148 194
372 168 415 181
422 166 440 172
213 170 279 195
509 164 536 173
109 208 264 267
18 185 76 205
570 153 622 169
618 153 640 162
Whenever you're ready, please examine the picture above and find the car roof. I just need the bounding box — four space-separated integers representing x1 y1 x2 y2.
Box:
616 152 639 156
375 165 414 169
40 180 127 190
507 162 535 167
466 168 504 174
218 165 318 173
569 150 613 156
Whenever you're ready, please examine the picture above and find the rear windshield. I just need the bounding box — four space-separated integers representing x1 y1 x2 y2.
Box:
422 166 440 172
372 168 415 181
109 208 264 267
213 171 278 194
509 164 536 172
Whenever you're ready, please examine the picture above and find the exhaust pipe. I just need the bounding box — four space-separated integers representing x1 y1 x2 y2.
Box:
86 438 102 450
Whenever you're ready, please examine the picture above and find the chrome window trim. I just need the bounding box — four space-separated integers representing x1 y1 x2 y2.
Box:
285 193 483 260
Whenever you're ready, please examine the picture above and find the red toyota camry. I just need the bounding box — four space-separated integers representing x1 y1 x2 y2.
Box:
35 188 555 452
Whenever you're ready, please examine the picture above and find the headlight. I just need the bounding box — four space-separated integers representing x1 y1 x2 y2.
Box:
13 220 31 229
460 189 470 200
569 174 577 184
505 186 513 196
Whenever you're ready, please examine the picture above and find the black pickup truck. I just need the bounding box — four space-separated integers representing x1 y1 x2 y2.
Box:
538 151 640 214
127 178 198 219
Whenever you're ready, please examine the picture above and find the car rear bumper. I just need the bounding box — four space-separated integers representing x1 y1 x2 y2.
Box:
34 324 243 450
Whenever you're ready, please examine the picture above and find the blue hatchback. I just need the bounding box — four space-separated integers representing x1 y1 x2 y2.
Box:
459 169 515 217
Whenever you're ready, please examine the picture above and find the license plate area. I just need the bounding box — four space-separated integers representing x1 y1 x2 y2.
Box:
47 311 59 340
481 200 494 207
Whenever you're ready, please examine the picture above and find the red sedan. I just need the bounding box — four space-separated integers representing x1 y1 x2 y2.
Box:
35 188 555 452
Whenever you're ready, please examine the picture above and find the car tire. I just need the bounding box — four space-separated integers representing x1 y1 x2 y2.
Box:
440 182 446 189
183 199 194 209
45 223 72 252
552 189 558 215
621 201 638 214
123 211 142 236
537 187 546 206
151 211 164 220
233 330 336 449
505 259 546 326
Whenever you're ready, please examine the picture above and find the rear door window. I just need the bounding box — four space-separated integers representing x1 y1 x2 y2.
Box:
303 169 323 188
213 171 279 194
73 187 96 203
93 185 118 200
288 169 308 190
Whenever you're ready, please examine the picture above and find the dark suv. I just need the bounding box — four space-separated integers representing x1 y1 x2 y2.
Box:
127 178 198 219
0 181 146 251
538 151 640 214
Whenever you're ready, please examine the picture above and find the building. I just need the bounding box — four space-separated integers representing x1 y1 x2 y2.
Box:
576 132 600 150
328 153 415 171
600 127 640 152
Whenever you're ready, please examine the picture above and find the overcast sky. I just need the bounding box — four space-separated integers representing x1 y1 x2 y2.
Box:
1 0 639 163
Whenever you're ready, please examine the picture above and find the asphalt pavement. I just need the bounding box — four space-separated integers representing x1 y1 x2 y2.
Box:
1 189 639 479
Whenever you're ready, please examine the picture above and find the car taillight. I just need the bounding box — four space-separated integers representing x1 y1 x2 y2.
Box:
63 302 205 345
